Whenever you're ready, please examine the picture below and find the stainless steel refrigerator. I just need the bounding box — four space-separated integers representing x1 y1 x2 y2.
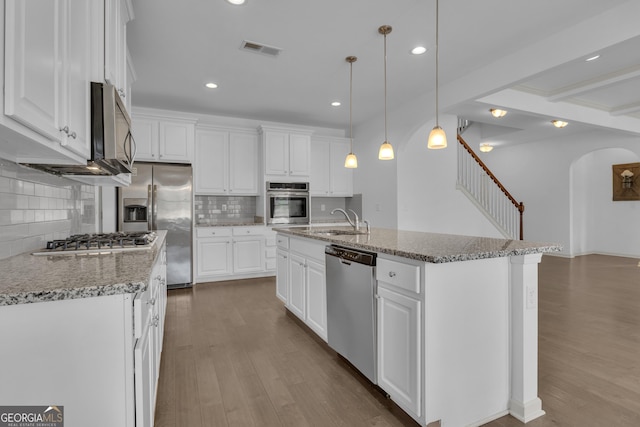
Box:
118 163 193 288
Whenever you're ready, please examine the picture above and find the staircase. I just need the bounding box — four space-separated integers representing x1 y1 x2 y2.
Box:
456 134 524 240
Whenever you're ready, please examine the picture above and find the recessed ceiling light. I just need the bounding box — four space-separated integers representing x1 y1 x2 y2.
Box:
226 0 245 5
331 101 341 107
411 46 427 55
489 108 507 118
479 143 494 153
551 120 568 128
585 54 600 62
205 82 218 89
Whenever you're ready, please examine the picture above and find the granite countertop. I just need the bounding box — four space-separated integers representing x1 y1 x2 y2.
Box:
0 231 168 307
276 226 561 263
195 221 265 227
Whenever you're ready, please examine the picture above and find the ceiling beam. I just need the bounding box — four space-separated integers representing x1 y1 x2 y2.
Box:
611 101 640 116
547 65 640 102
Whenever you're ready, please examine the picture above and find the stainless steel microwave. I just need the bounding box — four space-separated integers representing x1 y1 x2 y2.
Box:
266 182 310 225
21 82 134 176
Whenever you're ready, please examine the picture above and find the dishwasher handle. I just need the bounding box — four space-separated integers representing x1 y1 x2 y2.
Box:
325 245 376 266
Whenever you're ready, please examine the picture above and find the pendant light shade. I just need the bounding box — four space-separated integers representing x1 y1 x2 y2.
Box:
427 125 447 149
427 0 447 150
344 153 358 168
378 25 394 160
344 56 358 168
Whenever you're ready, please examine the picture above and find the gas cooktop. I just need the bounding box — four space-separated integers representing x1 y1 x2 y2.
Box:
32 231 158 256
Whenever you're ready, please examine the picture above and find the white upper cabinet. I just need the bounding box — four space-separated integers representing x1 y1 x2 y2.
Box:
104 0 133 102
194 126 258 195
131 114 195 163
3 0 100 160
195 129 228 194
310 136 353 197
260 126 312 179
0 0 130 168
229 131 258 194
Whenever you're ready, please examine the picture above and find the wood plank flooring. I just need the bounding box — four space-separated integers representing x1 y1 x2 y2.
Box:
155 254 640 427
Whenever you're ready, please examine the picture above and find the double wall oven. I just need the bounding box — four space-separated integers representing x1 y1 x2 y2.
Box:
266 182 309 225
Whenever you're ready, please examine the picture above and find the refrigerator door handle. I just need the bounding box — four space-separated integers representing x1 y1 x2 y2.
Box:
147 184 153 230
152 184 158 230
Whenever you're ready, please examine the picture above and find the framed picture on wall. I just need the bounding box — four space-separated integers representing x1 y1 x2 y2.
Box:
612 162 640 201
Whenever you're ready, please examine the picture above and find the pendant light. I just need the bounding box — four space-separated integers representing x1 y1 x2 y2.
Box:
378 25 394 160
427 0 447 149
344 56 358 168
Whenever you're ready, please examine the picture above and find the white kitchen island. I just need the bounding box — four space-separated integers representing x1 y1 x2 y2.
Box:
0 231 168 427
275 226 561 427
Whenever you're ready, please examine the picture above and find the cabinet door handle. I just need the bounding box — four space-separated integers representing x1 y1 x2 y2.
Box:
388 271 396 278
149 298 156 306
68 130 77 139
60 126 69 134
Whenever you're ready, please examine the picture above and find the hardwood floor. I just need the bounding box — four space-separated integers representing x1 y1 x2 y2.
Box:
155 254 640 427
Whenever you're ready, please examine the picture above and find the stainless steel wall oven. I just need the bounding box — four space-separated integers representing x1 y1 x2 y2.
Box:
266 182 310 225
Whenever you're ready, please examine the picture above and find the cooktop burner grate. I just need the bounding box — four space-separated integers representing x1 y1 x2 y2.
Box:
39 231 157 254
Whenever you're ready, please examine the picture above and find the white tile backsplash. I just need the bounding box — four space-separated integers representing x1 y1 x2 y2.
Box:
0 158 97 259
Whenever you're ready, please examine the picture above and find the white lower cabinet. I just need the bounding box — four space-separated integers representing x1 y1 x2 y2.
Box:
0 241 167 427
233 237 264 273
376 256 423 421
277 234 328 341
288 253 307 319
196 235 232 278
276 248 289 302
377 286 421 418
195 226 275 283
305 258 327 340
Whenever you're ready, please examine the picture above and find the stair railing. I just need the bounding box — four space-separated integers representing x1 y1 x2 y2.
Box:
456 134 524 240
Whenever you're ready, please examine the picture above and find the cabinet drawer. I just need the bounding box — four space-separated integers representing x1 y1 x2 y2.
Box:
276 234 289 249
233 226 265 236
265 246 276 259
290 237 326 261
265 235 277 247
377 258 420 294
265 258 276 270
196 227 232 238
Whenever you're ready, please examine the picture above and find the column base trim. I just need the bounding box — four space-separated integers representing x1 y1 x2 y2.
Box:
509 398 545 423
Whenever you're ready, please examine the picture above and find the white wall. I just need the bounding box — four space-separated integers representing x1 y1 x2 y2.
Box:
479 130 640 257
572 148 640 257
397 116 502 237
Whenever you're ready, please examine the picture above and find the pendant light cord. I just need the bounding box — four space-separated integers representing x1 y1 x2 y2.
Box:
350 60 354 151
384 32 388 142
435 0 440 127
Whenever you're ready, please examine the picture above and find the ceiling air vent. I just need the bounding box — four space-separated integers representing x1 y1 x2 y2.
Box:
240 40 282 57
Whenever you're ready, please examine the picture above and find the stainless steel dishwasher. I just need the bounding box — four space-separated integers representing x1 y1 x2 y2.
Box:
325 245 377 384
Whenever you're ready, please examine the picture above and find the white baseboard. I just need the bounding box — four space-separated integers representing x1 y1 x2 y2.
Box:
466 409 509 427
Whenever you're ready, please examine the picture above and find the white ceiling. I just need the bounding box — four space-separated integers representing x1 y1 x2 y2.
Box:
127 0 640 147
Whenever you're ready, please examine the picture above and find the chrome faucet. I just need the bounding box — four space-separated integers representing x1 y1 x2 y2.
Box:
331 208 360 231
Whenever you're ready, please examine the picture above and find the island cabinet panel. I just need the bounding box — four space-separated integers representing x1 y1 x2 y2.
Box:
305 258 327 340
277 234 327 341
377 286 422 418
424 257 511 427
288 253 306 319
376 255 423 421
276 248 289 303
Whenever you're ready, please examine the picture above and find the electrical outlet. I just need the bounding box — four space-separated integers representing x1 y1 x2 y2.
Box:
222 204 227 211
320 204 325 212
375 204 381 212
526 285 537 309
